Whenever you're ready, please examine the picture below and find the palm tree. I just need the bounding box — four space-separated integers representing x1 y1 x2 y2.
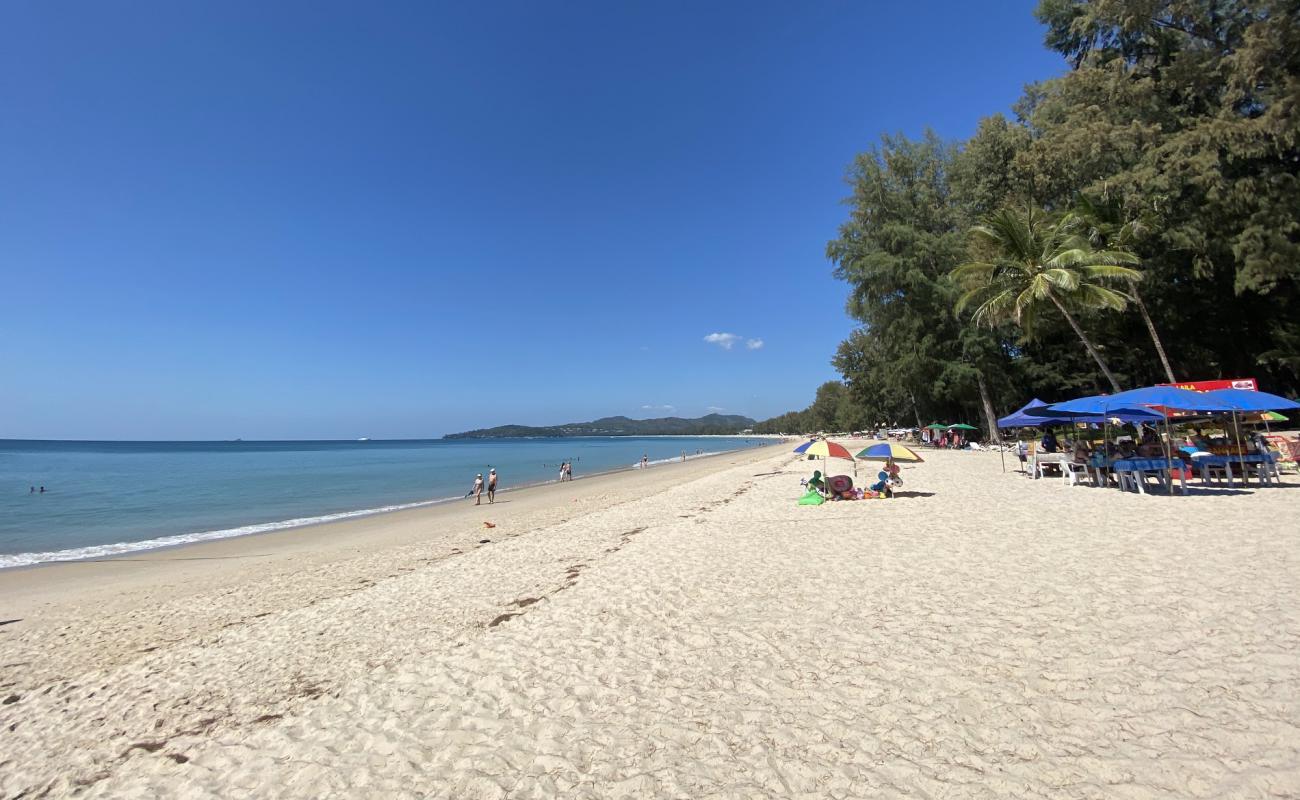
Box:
1073 193 1177 384
951 205 1141 393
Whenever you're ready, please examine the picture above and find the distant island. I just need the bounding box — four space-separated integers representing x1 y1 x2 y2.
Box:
443 413 756 439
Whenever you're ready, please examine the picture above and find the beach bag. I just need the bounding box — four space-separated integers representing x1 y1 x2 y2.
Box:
827 475 853 494
797 489 825 506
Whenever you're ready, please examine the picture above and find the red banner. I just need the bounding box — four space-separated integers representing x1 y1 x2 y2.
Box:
1159 378 1257 392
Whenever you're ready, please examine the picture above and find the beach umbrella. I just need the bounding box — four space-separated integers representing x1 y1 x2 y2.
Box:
856 442 924 462
946 423 979 430
1202 388 1300 412
792 439 816 454
924 423 948 430
803 439 855 478
804 440 854 460
1047 385 1243 415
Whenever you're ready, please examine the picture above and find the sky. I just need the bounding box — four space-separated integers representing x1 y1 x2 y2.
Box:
0 2 1063 439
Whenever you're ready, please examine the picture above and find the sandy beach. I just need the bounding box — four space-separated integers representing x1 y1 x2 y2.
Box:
2 443 1298 798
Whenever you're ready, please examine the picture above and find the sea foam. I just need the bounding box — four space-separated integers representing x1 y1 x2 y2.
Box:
0 496 460 569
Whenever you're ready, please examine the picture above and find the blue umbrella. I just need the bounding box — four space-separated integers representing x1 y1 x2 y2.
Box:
1020 404 1165 423
792 440 816 454
997 399 1052 428
1204 388 1300 411
1048 385 1244 414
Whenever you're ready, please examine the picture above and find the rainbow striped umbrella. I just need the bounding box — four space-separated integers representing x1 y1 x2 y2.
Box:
804 440 854 460
856 442 924 462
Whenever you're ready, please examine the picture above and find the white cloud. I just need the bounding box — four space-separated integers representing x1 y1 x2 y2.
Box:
745 338 764 350
641 404 676 413
706 406 726 413
703 332 741 350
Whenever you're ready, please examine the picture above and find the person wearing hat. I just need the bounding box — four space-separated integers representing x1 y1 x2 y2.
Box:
487 468 498 503
471 473 484 505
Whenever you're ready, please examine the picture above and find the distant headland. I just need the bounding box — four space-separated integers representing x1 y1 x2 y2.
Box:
442 413 756 439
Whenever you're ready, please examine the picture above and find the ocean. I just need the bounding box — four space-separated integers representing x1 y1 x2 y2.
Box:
0 436 767 569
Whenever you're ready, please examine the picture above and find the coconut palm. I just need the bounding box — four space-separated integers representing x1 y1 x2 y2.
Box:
951 205 1141 393
1073 193 1177 384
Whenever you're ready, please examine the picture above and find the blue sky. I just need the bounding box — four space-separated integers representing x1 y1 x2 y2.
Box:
1 2 1062 439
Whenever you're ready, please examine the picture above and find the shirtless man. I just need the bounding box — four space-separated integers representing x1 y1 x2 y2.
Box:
487 468 498 503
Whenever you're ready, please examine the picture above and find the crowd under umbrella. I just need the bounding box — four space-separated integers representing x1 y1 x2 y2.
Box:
1042 385 1252 494
1003 401 1164 473
1204 388 1300 468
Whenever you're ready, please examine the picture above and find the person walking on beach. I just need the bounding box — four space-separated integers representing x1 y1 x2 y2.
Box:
558 461 567 482
487 468 497 503
641 454 649 469
564 462 573 481
471 473 484 505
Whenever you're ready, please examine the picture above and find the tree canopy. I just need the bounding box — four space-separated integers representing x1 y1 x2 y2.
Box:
757 0 1298 434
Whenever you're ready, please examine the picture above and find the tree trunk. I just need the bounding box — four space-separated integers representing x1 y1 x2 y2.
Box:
1047 292 1124 393
908 390 923 430
976 371 1002 444
1130 285 1176 384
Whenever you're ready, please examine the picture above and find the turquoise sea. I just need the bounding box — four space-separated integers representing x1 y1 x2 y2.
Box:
0 437 766 568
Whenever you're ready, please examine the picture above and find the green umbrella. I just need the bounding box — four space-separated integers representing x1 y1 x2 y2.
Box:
924 423 948 430
946 423 979 431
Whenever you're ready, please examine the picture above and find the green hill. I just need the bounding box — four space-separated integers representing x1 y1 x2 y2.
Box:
443 413 756 439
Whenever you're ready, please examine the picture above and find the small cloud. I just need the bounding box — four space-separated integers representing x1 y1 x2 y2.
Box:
703 332 741 350
706 406 726 413
639 345 650 352
641 404 676 413
745 338 764 350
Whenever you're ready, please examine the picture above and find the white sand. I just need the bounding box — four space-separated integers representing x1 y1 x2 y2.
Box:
2 445 1298 798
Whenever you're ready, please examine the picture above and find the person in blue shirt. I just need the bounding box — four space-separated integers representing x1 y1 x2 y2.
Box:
1040 428 1060 454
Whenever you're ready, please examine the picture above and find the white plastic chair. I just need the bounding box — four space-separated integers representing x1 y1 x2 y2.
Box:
1063 461 1089 487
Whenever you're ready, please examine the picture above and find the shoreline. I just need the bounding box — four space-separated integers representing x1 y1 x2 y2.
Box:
0 441 776 572
0 442 788 616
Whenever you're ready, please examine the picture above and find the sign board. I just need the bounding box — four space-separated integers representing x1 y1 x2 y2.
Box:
1159 378 1257 392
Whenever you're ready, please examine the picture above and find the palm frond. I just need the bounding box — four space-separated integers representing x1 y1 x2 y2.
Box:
1041 268 1081 292
1078 264 1143 282
1072 283 1132 312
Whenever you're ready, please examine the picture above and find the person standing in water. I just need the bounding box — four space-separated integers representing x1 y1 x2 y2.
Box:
487 468 498 503
471 473 484 505
641 454 649 469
